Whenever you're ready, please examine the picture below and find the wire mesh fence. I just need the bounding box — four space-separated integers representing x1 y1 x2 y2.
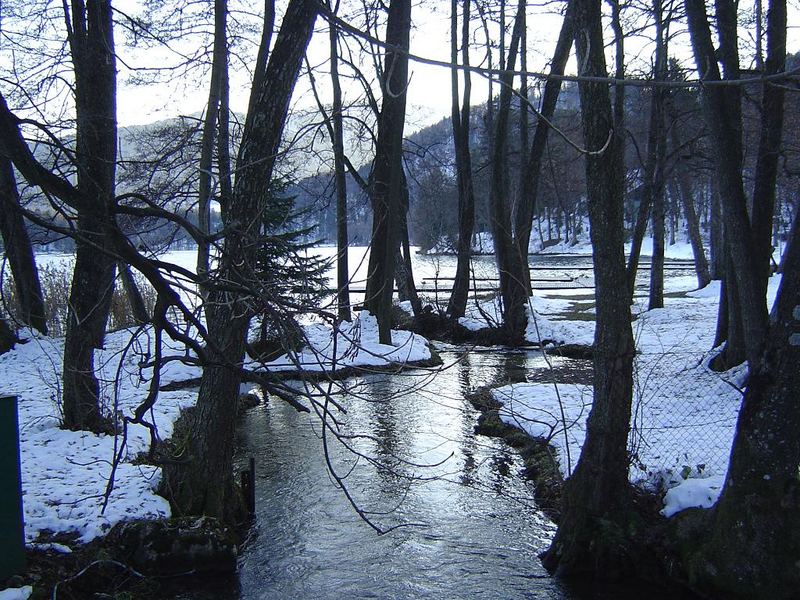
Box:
627 349 746 490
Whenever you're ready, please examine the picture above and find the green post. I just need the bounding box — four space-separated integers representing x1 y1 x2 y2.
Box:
0 395 25 578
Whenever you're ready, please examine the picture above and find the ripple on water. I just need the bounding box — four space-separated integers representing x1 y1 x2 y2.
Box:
234 350 666 600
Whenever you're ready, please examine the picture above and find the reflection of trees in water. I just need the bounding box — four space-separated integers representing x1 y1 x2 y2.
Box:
494 351 529 387
457 351 472 392
363 374 402 465
456 353 480 487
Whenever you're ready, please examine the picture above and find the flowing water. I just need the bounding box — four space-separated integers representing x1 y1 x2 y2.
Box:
225 252 701 598
232 349 679 599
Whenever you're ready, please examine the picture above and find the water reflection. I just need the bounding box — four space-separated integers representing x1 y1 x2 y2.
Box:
233 349 675 599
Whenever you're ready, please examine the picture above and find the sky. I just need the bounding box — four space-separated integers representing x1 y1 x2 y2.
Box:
3 0 796 135
113 0 800 132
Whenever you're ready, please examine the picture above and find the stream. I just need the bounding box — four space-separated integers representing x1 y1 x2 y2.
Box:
231 348 678 599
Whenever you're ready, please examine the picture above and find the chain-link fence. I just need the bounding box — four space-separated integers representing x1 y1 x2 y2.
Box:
628 350 746 490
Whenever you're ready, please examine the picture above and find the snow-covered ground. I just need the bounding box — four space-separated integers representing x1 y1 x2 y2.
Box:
459 295 596 346
252 311 432 372
487 274 782 518
0 312 431 550
426 229 714 261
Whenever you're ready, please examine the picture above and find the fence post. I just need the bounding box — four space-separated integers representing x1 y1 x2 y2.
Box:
0 395 26 579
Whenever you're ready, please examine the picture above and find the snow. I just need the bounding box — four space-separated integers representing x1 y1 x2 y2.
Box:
661 475 725 517
0 239 778 576
534 235 701 260
250 311 432 372
459 296 595 346
2 328 198 544
1 311 430 554
0 587 32 600
490 273 784 517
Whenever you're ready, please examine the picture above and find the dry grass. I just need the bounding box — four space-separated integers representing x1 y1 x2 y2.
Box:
1 263 157 336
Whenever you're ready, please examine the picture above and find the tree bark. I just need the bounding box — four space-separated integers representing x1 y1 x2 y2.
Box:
709 182 724 280
513 3 574 293
488 0 528 344
161 0 317 522
686 212 800 599
626 190 652 297
61 0 118 433
364 0 411 344
648 178 665 309
446 0 477 320
629 0 667 303
196 0 229 298
750 0 786 303
394 171 421 316
685 0 769 366
0 316 17 354
118 261 150 324
542 0 635 577
0 156 47 334
668 124 711 288
328 1 351 322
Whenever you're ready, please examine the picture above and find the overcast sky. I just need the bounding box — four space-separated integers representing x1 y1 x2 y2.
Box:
115 0 799 132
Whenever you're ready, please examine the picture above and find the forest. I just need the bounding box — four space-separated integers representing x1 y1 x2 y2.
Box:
0 0 798 598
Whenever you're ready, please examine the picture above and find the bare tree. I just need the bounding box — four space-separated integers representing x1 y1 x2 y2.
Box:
329 0 353 322
363 0 412 344
0 156 47 334
487 0 528 344
542 0 635 575
61 0 119 433
685 0 770 367
446 0 477 319
161 0 320 522
196 0 232 302
513 1 574 292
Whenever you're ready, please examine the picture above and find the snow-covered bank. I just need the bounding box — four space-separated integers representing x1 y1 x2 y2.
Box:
459 295 595 346
1 328 197 544
488 275 782 517
1 312 432 547
252 311 433 372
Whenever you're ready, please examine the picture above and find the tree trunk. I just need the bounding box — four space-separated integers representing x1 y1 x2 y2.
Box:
62 219 116 432
364 0 411 344
630 0 667 303
161 0 317 522
709 182 724 279
446 0 477 320
488 0 528 344
648 182 665 310
216 24 232 211
394 172 421 316
609 0 625 135
329 3 351 322
118 262 150 324
542 0 635 577
669 124 711 288
749 0 786 303
513 3 574 293
0 156 47 334
61 0 118 433
685 212 800 599
713 244 747 369
626 191 651 298
647 1 667 309
685 0 769 366
196 0 228 297
0 316 17 355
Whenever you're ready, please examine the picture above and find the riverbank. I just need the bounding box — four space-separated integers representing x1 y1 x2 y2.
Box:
458 272 783 597
0 312 436 598
453 272 782 514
